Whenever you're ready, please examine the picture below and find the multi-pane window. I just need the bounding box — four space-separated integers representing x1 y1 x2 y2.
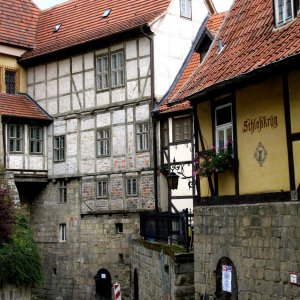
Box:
180 0 192 19
96 55 109 90
96 51 125 91
58 180 67 203
215 104 233 151
274 0 295 26
97 180 108 198
54 136 65 162
5 70 16 94
29 126 43 154
9 125 23 153
173 117 191 142
111 52 125 88
97 129 110 156
136 123 149 151
59 224 66 242
126 178 138 196
0 66 19 94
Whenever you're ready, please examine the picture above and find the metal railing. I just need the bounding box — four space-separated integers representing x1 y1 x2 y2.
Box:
140 209 194 252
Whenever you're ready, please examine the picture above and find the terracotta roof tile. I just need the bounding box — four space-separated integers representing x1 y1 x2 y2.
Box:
156 12 226 114
0 0 40 49
175 0 300 100
0 93 52 121
21 0 171 61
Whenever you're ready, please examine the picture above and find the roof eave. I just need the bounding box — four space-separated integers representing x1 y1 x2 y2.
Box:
187 52 300 104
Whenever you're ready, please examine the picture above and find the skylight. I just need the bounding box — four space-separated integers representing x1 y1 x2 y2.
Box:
102 9 112 18
53 24 61 33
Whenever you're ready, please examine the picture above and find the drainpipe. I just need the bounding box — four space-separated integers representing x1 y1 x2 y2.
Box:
0 116 6 168
140 25 159 213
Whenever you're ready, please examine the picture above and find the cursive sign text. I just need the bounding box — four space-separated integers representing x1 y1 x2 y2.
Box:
242 115 278 134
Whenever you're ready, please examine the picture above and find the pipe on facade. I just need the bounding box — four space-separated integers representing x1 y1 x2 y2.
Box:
140 25 159 212
0 116 6 168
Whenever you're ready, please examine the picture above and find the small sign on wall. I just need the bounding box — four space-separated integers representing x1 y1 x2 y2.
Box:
290 273 298 285
222 265 232 293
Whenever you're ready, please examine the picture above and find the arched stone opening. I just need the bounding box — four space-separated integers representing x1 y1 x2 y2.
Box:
95 268 112 300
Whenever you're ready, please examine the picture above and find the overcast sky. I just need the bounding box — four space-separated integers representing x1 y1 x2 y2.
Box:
33 0 234 12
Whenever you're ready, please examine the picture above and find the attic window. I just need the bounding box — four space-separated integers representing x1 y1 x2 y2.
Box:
53 24 61 33
274 0 296 26
102 8 111 18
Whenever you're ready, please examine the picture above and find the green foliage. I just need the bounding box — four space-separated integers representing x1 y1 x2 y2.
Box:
195 142 233 177
0 214 43 287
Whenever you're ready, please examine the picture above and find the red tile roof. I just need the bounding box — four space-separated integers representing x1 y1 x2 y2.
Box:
0 0 40 49
21 0 172 61
0 93 52 121
156 12 226 114
174 0 300 101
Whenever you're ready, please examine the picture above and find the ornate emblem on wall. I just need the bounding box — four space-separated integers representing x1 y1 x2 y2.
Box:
254 142 267 167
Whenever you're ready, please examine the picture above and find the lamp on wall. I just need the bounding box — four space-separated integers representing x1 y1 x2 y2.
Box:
167 172 179 190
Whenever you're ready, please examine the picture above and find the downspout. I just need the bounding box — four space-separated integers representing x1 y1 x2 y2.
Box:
140 25 159 212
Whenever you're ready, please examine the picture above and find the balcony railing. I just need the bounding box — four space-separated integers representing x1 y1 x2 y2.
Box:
140 209 193 252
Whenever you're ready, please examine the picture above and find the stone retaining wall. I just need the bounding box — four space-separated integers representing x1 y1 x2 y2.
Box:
131 240 194 300
194 202 300 299
0 285 31 300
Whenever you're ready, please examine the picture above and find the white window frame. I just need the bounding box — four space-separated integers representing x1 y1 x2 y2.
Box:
274 0 295 26
96 129 110 157
54 136 65 162
58 180 67 203
180 0 192 19
97 180 108 198
59 224 66 242
111 51 125 88
9 124 23 153
215 104 233 151
126 178 138 196
29 126 43 154
136 123 149 152
96 50 125 91
96 55 109 90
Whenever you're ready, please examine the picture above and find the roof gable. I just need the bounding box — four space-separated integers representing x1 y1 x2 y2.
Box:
0 0 40 49
21 0 172 61
175 0 300 101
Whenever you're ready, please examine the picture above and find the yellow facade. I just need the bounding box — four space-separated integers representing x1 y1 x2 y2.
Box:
0 54 27 93
196 74 299 197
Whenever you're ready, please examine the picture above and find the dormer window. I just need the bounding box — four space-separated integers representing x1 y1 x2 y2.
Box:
274 0 297 26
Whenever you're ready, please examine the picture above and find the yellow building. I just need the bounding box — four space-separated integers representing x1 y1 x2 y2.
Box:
175 0 300 203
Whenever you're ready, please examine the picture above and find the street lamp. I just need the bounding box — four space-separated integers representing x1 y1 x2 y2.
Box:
167 172 179 190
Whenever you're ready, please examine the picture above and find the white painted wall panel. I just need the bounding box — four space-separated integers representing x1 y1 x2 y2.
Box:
59 59 70 76
35 65 46 82
72 55 83 73
84 52 94 70
126 40 137 59
47 62 57 80
112 125 126 155
47 80 58 98
59 95 71 113
35 83 46 100
136 104 149 121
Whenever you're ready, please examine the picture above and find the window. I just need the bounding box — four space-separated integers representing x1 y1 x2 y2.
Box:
173 117 192 142
115 223 123 234
29 127 43 154
54 136 65 162
59 224 66 242
161 120 169 148
136 123 149 151
0 66 19 94
97 180 108 198
9 125 23 153
58 180 67 203
215 104 233 151
97 129 110 156
96 51 125 91
126 178 138 196
274 0 296 26
180 0 192 19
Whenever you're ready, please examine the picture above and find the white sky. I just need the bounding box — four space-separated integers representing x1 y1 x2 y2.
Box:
33 0 234 12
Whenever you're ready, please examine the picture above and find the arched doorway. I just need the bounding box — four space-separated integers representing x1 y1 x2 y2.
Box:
215 257 238 300
95 268 112 300
134 269 139 300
